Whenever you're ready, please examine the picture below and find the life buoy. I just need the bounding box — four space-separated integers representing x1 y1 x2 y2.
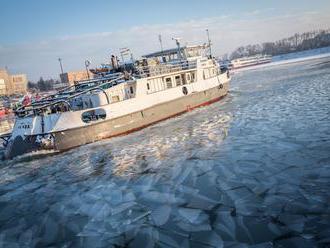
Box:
182 86 188 95
218 84 223 89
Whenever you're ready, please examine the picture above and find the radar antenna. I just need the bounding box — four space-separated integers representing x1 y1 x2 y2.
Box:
172 37 182 60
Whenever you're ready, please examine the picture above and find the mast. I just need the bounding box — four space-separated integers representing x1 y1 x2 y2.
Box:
158 34 164 52
206 29 212 58
120 48 130 71
58 58 64 74
84 60 91 79
172 37 182 60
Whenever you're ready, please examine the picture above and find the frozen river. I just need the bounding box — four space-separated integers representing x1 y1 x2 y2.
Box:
0 56 329 247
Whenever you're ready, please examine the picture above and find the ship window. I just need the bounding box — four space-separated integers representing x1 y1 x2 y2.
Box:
175 75 182 86
147 83 150 90
186 73 191 83
203 69 210 79
165 77 172 88
130 86 134 94
82 108 106 123
181 74 187 85
191 72 196 82
112 95 120 102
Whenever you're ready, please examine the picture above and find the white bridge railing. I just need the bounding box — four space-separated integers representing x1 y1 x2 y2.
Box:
135 60 197 78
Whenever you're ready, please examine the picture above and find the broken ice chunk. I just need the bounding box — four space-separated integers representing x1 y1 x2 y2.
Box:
42 216 59 244
129 227 158 248
111 201 136 215
177 222 212 232
178 208 203 224
151 205 171 226
190 231 224 248
214 211 236 240
158 232 180 248
141 191 184 204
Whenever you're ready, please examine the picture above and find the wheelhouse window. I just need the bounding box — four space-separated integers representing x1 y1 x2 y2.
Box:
165 77 172 88
175 75 182 86
203 69 210 79
191 72 196 82
186 73 191 83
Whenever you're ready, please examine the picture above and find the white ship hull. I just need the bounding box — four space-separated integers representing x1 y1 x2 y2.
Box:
4 55 230 159
231 54 272 69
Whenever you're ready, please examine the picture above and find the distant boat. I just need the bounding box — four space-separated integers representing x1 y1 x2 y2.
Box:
2 40 231 159
230 54 272 69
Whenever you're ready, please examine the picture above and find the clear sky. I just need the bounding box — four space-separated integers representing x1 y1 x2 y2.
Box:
1 0 330 80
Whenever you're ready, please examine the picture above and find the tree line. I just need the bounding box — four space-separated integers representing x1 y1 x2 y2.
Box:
230 29 330 59
28 77 60 91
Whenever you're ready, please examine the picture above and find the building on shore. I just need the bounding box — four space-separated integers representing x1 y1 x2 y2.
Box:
60 71 92 86
0 69 28 96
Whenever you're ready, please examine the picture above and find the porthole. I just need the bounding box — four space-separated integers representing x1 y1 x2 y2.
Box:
82 108 106 123
182 86 188 95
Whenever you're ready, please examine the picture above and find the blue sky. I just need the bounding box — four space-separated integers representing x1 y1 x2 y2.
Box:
1 0 330 80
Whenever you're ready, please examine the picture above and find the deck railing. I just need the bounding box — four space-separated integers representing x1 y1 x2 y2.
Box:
15 75 126 117
29 72 125 108
13 60 198 117
135 60 197 78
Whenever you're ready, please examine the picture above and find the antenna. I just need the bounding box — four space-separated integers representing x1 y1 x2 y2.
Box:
85 60 91 79
58 58 64 75
206 29 212 58
172 37 182 60
158 34 164 52
172 37 181 45
120 47 130 71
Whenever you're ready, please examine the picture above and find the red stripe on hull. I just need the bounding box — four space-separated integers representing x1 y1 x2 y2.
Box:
105 94 227 139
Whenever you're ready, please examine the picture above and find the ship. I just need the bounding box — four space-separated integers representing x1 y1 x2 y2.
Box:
1 40 231 159
230 54 272 69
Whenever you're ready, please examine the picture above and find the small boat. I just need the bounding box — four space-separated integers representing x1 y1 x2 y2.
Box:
230 54 272 69
2 40 231 159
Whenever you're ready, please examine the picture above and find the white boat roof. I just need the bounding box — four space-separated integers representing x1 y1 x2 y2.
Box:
143 45 207 58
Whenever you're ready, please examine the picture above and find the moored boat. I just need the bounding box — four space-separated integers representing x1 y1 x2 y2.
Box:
231 54 272 69
2 40 231 159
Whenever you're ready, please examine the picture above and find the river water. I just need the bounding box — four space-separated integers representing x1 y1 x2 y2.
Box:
0 56 329 247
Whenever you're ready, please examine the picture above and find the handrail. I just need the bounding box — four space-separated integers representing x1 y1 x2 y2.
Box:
135 60 197 78
15 75 125 116
21 100 72 118
17 72 124 111
91 88 110 104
